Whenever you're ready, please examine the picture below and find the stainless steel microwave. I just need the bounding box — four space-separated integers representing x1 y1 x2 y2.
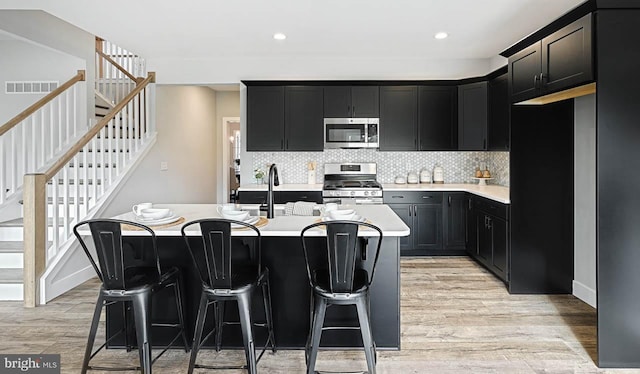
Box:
323 118 379 149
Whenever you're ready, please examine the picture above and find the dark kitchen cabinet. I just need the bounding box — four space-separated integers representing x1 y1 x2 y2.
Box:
466 195 477 256
443 192 467 250
323 86 379 118
418 86 457 150
285 86 323 151
487 73 510 151
385 191 442 255
247 86 285 151
467 195 509 282
237 190 322 204
379 86 418 151
458 82 487 150
246 86 323 151
509 14 593 103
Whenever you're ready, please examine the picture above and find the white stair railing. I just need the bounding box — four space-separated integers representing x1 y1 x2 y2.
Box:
95 38 146 106
0 70 86 207
23 72 156 307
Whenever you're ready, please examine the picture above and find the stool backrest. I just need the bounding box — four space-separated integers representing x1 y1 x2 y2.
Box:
73 219 160 291
300 221 383 293
181 219 261 290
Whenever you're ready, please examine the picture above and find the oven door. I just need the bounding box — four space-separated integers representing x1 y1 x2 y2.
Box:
324 118 378 149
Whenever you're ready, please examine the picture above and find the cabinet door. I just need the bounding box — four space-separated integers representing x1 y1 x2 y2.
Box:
379 86 418 151
418 86 457 150
488 73 510 151
490 216 509 281
285 86 324 151
478 214 492 262
247 86 285 151
466 196 478 256
458 82 488 150
351 86 379 117
541 14 593 94
509 42 542 103
388 204 412 252
444 193 467 250
413 204 443 251
323 86 351 118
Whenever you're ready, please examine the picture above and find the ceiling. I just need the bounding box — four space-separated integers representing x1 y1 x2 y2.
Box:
0 0 587 83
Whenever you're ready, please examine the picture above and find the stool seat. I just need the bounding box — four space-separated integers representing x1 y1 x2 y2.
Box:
313 268 370 296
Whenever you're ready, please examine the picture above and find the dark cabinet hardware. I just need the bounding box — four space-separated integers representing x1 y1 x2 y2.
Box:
448 195 452 206
391 195 404 199
422 196 432 199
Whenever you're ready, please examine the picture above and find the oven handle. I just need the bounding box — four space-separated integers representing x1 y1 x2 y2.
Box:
354 198 383 205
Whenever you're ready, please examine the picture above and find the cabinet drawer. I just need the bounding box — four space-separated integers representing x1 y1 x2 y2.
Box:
277 191 322 204
384 191 442 204
475 197 509 220
237 191 267 204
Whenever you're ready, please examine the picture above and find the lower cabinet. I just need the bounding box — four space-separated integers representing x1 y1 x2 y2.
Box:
467 195 509 282
443 192 467 250
237 190 322 204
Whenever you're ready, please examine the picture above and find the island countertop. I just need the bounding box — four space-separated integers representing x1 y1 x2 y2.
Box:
111 204 410 237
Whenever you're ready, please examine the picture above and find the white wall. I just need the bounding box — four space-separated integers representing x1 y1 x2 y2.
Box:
573 94 596 308
0 40 84 124
0 10 95 125
102 86 218 216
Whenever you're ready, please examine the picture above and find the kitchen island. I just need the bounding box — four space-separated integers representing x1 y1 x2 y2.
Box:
104 204 409 350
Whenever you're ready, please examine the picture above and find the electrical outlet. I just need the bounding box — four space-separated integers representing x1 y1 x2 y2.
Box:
160 161 168 171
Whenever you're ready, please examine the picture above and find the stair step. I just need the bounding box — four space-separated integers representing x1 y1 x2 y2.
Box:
0 241 23 252
0 242 23 269
0 269 22 283
0 218 24 227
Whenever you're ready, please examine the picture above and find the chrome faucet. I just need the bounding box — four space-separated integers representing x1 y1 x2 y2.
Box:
267 163 279 219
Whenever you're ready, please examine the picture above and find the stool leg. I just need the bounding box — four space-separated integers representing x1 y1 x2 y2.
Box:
81 293 104 374
214 300 225 352
132 291 153 374
261 275 276 352
355 296 376 374
237 293 257 374
188 293 209 374
307 295 327 374
123 301 133 352
172 276 190 352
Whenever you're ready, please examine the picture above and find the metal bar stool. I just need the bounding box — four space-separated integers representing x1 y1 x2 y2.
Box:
73 219 189 374
181 218 276 374
300 220 383 374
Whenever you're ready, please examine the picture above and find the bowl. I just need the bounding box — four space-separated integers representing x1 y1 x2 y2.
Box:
139 208 172 220
221 210 250 221
328 209 356 221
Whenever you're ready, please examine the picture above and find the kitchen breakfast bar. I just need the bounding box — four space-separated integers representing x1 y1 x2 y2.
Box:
103 204 410 350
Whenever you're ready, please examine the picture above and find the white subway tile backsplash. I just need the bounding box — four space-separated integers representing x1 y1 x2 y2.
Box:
250 150 509 186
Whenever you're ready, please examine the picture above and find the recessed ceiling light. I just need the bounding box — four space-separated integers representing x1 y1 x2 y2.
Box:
434 32 448 40
273 33 286 40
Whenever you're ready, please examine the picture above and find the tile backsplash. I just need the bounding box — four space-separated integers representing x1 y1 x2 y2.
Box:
246 150 509 186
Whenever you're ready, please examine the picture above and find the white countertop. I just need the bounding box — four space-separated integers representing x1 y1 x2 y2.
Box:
381 183 510 204
111 204 410 237
238 184 323 191
239 183 509 204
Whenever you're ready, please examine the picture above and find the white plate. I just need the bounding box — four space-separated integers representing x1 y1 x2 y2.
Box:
321 215 365 223
231 216 260 228
135 214 180 226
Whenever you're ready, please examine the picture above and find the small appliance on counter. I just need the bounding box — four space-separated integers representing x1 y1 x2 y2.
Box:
433 165 444 184
419 168 431 183
407 171 419 184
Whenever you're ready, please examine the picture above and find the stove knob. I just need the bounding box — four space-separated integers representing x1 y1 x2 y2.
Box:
364 191 369 196
350 191 355 196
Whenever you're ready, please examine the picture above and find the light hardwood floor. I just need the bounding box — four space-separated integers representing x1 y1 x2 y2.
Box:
0 257 625 373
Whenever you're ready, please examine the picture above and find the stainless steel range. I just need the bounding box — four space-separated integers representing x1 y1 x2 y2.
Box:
322 162 383 205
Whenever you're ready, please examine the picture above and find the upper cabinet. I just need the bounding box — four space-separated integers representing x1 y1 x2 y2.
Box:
247 86 323 151
247 86 285 151
379 86 418 151
458 81 488 151
487 73 509 151
509 14 593 103
323 86 379 118
418 86 457 151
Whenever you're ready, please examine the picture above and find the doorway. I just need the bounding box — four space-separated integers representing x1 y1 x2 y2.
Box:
221 117 240 203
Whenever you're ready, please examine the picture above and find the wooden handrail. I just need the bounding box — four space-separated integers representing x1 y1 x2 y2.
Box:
96 49 139 83
44 72 155 180
0 70 85 137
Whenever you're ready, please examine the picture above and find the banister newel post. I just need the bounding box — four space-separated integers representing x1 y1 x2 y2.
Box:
23 173 47 307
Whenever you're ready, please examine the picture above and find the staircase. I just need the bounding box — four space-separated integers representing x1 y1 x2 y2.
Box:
0 38 155 305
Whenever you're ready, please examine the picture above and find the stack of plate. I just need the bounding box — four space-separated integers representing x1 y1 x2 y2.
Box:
231 216 260 228
135 210 180 225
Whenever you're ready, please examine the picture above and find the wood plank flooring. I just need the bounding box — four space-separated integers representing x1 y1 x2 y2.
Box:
0 257 619 373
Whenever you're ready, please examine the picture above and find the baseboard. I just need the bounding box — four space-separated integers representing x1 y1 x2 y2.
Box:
573 280 596 308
